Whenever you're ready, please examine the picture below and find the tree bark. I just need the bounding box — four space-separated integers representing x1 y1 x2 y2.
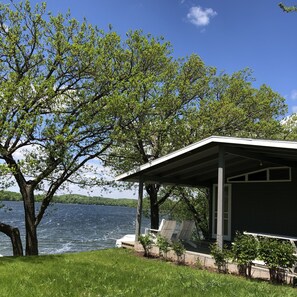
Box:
4 156 39 255
150 201 159 230
22 185 39 255
0 223 23 256
146 184 160 229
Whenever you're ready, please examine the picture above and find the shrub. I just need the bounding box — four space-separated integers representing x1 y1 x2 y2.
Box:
156 235 171 259
258 238 297 283
172 241 185 264
195 257 204 270
210 243 230 273
139 234 153 257
232 232 258 277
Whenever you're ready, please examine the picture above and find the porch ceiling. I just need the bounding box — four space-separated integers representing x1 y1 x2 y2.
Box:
115 136 297 187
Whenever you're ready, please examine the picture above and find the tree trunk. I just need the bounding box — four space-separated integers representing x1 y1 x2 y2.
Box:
0 223 23 256
22 186 39 256
4 155 39 255
150 201 159 229
25 217 38 256
146 184 160 229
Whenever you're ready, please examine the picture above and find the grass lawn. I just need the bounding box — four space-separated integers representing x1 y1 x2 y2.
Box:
0 248 296 297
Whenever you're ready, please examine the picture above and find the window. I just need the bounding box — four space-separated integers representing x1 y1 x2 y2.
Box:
227 167 291 183
248 170 267 181
269 168 290 181
212 184 231 241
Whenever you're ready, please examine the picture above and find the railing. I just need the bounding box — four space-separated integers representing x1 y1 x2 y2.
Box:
243 231 297 253
243 231 297 279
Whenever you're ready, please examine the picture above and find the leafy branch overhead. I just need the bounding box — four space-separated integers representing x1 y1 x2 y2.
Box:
0 0 125 255
279 2 297 12
0 1 178 255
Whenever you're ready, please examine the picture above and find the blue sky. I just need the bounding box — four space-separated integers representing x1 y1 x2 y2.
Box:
26 0 297 114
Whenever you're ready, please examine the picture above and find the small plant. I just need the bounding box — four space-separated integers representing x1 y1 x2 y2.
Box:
156 235 171 259
172 241 185 264
232 232 258 278
195 257 204 270
138 234 153 257
210 243 230 274
258 238 297 283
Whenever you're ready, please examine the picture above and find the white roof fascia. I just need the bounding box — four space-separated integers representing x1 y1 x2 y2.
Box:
115 136 297 181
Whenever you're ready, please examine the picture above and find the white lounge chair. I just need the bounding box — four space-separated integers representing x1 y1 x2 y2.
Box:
175 220 196 247
116 219 177 248
115 234 135 248
145 219 177 242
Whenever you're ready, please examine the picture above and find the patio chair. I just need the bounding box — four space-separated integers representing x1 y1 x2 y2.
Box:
175 220 196 247
145 219 177 242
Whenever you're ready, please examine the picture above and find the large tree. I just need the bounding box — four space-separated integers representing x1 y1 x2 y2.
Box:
106 36 214 228
109 64 287 229
0 1 144 255
181 69 287 141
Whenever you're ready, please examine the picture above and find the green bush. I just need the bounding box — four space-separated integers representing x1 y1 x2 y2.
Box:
156 235 171 259
195 257 203 270
210 243 230 273
232 232 258 277
258 238 297 283
139 234 153 257
171 241 186 264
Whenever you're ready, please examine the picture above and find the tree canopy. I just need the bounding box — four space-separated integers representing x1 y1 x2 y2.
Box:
0 1 165 255
0 0 289 255
0 0 126 255
107 63 287 228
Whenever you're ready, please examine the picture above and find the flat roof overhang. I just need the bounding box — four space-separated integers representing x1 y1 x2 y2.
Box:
115 136 297 187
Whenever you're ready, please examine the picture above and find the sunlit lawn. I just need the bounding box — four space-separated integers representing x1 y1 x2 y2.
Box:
0 248 296 297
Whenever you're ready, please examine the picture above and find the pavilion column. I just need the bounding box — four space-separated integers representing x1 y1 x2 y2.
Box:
216 146 225 249
135 179 144 242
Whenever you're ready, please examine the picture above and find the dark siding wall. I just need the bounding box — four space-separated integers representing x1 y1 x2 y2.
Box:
231 168 297 238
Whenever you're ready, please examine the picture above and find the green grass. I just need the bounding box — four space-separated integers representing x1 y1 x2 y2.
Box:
0 249 296 297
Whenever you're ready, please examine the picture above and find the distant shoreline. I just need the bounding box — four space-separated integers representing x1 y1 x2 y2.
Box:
0 191 138 208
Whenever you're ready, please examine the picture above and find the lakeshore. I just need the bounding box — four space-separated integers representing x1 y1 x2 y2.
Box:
0 201 150 256
0 191 138 208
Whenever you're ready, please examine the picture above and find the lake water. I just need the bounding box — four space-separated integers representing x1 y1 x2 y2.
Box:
0 201 149 256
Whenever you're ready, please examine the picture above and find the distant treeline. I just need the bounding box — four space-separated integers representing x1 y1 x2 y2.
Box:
0 191 138 208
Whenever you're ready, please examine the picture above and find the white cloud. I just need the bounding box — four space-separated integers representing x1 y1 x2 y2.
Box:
187 6 217 27
291 89 297 100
